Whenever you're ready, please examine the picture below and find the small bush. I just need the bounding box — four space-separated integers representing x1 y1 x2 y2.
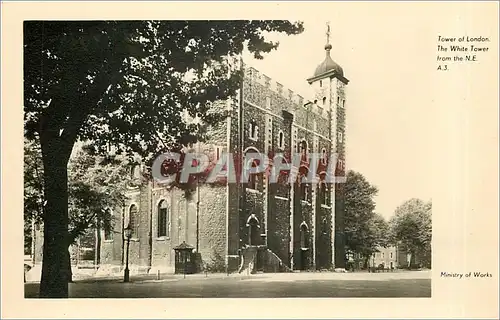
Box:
204 248 226 273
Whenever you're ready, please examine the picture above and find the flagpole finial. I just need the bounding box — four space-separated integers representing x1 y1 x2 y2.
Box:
325 21 332 51
326 21 331 44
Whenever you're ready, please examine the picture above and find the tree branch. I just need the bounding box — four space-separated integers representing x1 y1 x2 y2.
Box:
68 212 98 244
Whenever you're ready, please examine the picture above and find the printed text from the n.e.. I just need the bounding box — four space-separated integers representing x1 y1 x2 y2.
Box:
436 35 490 71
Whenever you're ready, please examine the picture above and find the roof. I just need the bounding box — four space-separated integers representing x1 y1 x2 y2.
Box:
174 241 194 250
313 44 344 78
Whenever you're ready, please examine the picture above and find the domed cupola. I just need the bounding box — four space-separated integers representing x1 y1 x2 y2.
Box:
307 23 347 84
313 43 344 78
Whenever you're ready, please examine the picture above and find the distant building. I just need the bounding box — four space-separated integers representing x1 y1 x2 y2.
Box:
369 246 426 269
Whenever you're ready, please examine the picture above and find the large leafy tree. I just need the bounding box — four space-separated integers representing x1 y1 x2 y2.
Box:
389 198 432 268
24 140 131 281
24 20 304 297
344 170 388 267
24 140 45 255
67 145 132 247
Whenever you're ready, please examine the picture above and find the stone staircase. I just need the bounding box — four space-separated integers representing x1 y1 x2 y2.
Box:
263 249 292 273
238 246 292 274
238 246 258 274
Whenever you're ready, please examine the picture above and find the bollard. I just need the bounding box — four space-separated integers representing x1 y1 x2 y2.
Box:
157 270 160 280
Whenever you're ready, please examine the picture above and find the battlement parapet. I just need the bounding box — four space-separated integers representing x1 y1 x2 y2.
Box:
241 62 330 119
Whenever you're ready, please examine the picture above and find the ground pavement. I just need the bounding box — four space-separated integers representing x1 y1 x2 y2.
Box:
25 270 431 298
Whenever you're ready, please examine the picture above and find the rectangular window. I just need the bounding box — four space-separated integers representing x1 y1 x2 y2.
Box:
216 147 221 161
278 131 284 149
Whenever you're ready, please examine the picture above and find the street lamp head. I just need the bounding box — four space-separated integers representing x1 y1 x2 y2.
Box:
124 225 133 239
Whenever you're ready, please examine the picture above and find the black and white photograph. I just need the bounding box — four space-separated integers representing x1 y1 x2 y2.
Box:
1 1 498 319
22 17 434 299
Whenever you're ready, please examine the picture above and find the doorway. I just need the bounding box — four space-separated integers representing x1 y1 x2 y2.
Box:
247 215 260 246
299 222 309 270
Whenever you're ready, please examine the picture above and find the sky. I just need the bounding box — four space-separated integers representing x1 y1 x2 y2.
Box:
241 16 433 219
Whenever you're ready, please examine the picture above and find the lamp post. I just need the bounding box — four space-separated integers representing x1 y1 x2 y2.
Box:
123 225 132 283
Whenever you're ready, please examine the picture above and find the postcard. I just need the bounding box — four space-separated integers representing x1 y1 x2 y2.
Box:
1 1 498 319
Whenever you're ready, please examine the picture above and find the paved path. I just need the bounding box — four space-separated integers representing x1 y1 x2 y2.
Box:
25 271 431 298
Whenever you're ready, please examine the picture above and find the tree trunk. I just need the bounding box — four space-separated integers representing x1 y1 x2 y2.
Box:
95 226 101 268
39 134 72 298
66 249 73 283
363 256 369 270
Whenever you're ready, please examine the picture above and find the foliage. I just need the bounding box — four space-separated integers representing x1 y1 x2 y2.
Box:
344 170 389 259
67 145 132 243
24 21 304 158
389 198 432 266
24 140 130 246
24 20 304 297
24 140 45 254
204 248 227 273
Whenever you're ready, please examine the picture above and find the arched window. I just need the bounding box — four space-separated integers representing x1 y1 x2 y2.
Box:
157 200 169 238
300 222 309 249
321 217 329 235
129 205 138 238
322 97 327 106
246 214 260 246
298 165 310 202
